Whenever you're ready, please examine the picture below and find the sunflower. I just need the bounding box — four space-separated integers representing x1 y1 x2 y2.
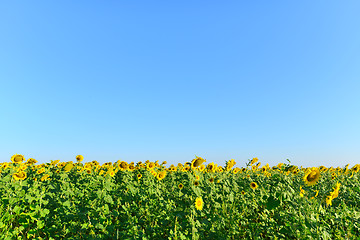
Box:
250 157 258 165
195 197 203 211
26 158 38 164
206 163 216 173
191 157 206 169
51 160 60 166
178 183 184 189
194 181 199 186
303 167 321 186
13 171 27 181
64 163 74 172
148 162 155 169
119 161 128 171
37 168 45 174
233 167 240 174
40 174 50 181
250 182 258 190
195 175 200 181
128 164 135 171
241 190 246 195
157 170 167 181
99 170 105 175
198 164 206 172
299 186 306 197
86 169 92 174
76 155 84 162
162 161 167 165
326 195 333 206
209 177 214 183
11 154 25 164
108 170 115 177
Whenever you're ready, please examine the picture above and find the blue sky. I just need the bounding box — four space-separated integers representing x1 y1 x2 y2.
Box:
1 1 359 168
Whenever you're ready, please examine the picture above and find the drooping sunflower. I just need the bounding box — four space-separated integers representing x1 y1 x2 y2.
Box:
250 182 258 190
13 171 27 181
11 154 25 164
195 197 203 211
191 157 206 169
76 155 84 162
64 163 74 172
303 167 321 186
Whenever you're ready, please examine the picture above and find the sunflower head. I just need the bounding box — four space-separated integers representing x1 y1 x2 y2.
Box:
241 190 246 195
191 157 206 169
157 170 167 181
11 154 25 164
26 158 38 165
178 183 184 189
13 171 27 181
194 181 200 187
303 167 321 186
76 155 84 162
64 163 74 172
209 177 214 183
119 161 128 171
195 197 203 211
250 182 258 190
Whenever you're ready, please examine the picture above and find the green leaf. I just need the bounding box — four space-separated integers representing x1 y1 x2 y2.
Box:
266 196 280 210
40 208 50 217
13 205 21 215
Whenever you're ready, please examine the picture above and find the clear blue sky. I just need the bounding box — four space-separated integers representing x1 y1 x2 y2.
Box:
1 1 359 168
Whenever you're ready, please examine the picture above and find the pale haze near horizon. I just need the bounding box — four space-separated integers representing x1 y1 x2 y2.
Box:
1 1 359 168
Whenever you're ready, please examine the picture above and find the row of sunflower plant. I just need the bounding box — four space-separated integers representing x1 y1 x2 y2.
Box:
1 154 360 239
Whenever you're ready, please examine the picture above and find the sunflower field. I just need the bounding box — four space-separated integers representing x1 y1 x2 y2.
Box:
1 154 360 239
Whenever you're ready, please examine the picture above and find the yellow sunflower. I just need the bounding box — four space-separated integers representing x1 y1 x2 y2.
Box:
13 171 27 181
26 158 38 164
250 157 258 165
250 182 258 190
195 197 203 211
178 183 184 189
191 157 206 169
209 177 214 183
206 163 216 173
194 181 200 186
137 173 142 179
11 154 25 164
40 174 50 181
157 170 167 180
119 161 128 171
303 167 321 186
37 168 46 174
64 163 74 172
76 155 84 162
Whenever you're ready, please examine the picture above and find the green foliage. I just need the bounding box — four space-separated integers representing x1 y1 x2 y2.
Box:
0 160 359 239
